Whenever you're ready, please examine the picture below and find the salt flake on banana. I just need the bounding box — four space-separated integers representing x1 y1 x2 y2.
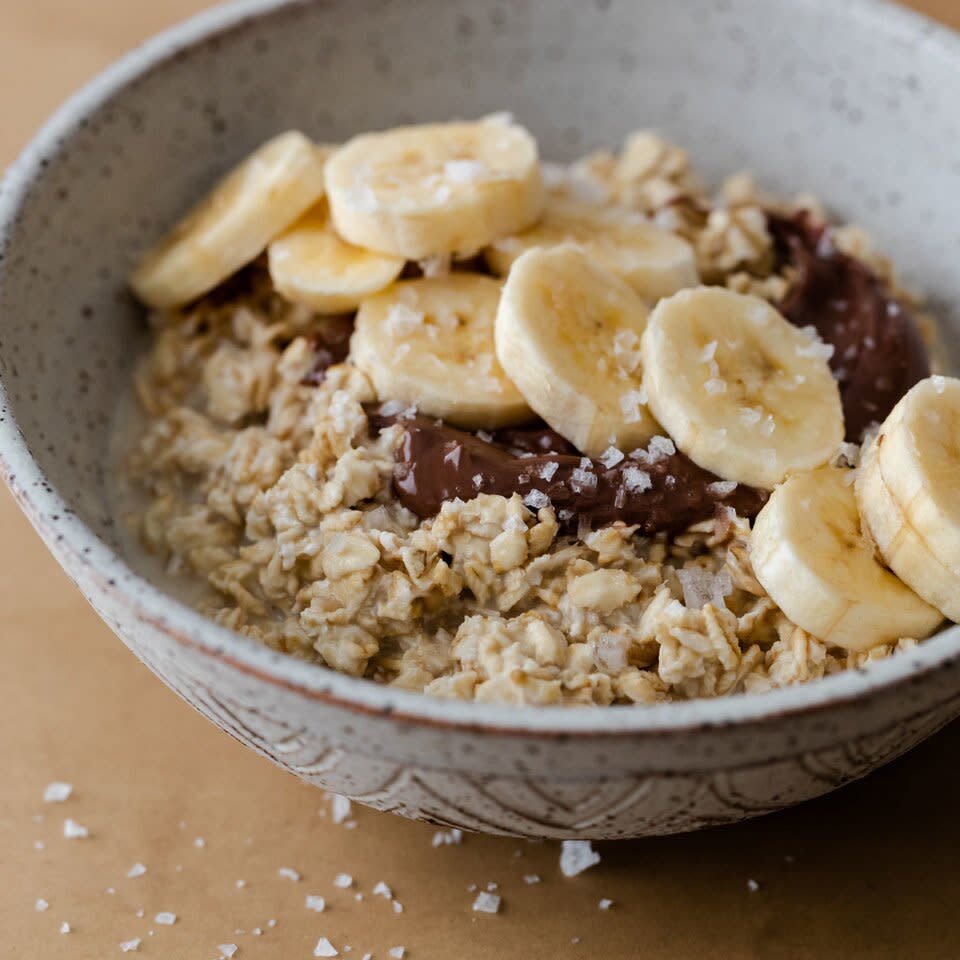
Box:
325 118 545 260
640 287 844 489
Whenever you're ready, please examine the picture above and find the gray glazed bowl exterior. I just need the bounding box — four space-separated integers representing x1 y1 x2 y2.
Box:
2 0 960 838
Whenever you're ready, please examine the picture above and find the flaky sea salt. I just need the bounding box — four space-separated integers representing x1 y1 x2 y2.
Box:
392 900 404 914
570 468 598 494
472 891 501 914
599 446 625 469
218 946 238 958
622 466 652 493
389 948 406 959
523 489 550 510
706 480 737 498
705 377 727 395
747 879 760 892
677 566 733 610
932 374 947 394
278 867 301 882
235 880 246 889
373 881 393 899
619 389 648 423
314 937 339 957
119 938 141 953
523 874 541 885
538 461 559 481
35 898 49 912
331 795 352 825
432 828 463 847
598 898 614 910
306 895 326 912
126 863 147 879
700 340 718 363
194 837 206 848
559 840 601 877
43 782 73 803
154 912 176 926
63 819 88 839
334 873 353 889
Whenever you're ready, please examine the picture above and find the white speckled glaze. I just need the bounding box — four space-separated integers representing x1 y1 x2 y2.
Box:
2 0 960 838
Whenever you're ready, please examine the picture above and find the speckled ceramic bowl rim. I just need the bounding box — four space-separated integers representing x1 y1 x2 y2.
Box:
2 0 960 737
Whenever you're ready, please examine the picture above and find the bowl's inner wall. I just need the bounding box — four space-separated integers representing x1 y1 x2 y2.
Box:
1 0 958 562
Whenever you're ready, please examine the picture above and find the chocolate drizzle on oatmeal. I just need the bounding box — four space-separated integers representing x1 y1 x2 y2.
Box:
302 316 356 385
369 412 767 534
768 211 930 442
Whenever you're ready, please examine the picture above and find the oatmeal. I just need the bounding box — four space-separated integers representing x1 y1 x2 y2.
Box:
122 118 958 706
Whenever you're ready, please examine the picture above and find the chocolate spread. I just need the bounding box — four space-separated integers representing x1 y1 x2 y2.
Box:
369 412 767 534
302 316 356 385
768 212 930 441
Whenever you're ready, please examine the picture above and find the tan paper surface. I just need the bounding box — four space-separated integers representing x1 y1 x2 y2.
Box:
2 2 960 956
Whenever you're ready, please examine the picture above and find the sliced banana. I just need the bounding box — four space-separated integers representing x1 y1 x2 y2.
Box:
751 467 942 651
485 196 698 302
130 131 329 309
495 245 659 456
640 287 844 489
855 376 960 621
324 119 545 260
351 275 531 429
268 203 404 314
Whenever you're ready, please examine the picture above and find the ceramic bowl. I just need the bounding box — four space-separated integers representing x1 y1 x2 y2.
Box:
2 0 960 839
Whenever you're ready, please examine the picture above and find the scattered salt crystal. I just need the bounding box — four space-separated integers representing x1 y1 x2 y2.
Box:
331 795 352 825
796 329 835 361
599 446 625 469
154 912 177 926
538 461 559 481
35 898 49 912
385 303 425 337
43 782 72 803
678 565 733 610
34 841 44 851
472 891 501 914
523 489 550 510
252 928 262 936
278 867 301 882
63 818 88 839
570 468 598 494
598 898 614 910
126 863 147 879
373 881 393 899
700 340 718 363
523 874 541 885
306 895 326 912
389 948 405 959
432 828 463 847
194 837 206 848
362 954 372 960
759 416 776 437
355 893 364 902
739 406 762 427
314 937 339 957
334 873 353 888
120 938 141 953
486 881 499 892
932 374 947 394
267 919 277 928
106 888 115 895
705 377 727 395
559 840 601 877
235 880 246 889
476 429 494 442
571 937 581 945
706 480 737 498
392 900 404 914
619 389 648 422
622 466 652 493
467 883 478 893
218 946 238 958
747 879 760 892
444 159 489 183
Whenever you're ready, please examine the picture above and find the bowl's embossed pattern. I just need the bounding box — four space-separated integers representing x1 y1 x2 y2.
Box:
3 0 960 838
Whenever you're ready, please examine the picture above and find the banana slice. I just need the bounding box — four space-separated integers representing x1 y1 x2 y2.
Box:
751 467 942 651
640 287 844 489
130 131 328 309
855 376 960 621
324 119 545 260
351 275 531 429
495 245 659 456
485 196 698 301
268 203 404 313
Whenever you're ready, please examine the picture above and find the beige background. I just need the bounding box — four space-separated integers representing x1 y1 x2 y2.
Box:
3 1 960 957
